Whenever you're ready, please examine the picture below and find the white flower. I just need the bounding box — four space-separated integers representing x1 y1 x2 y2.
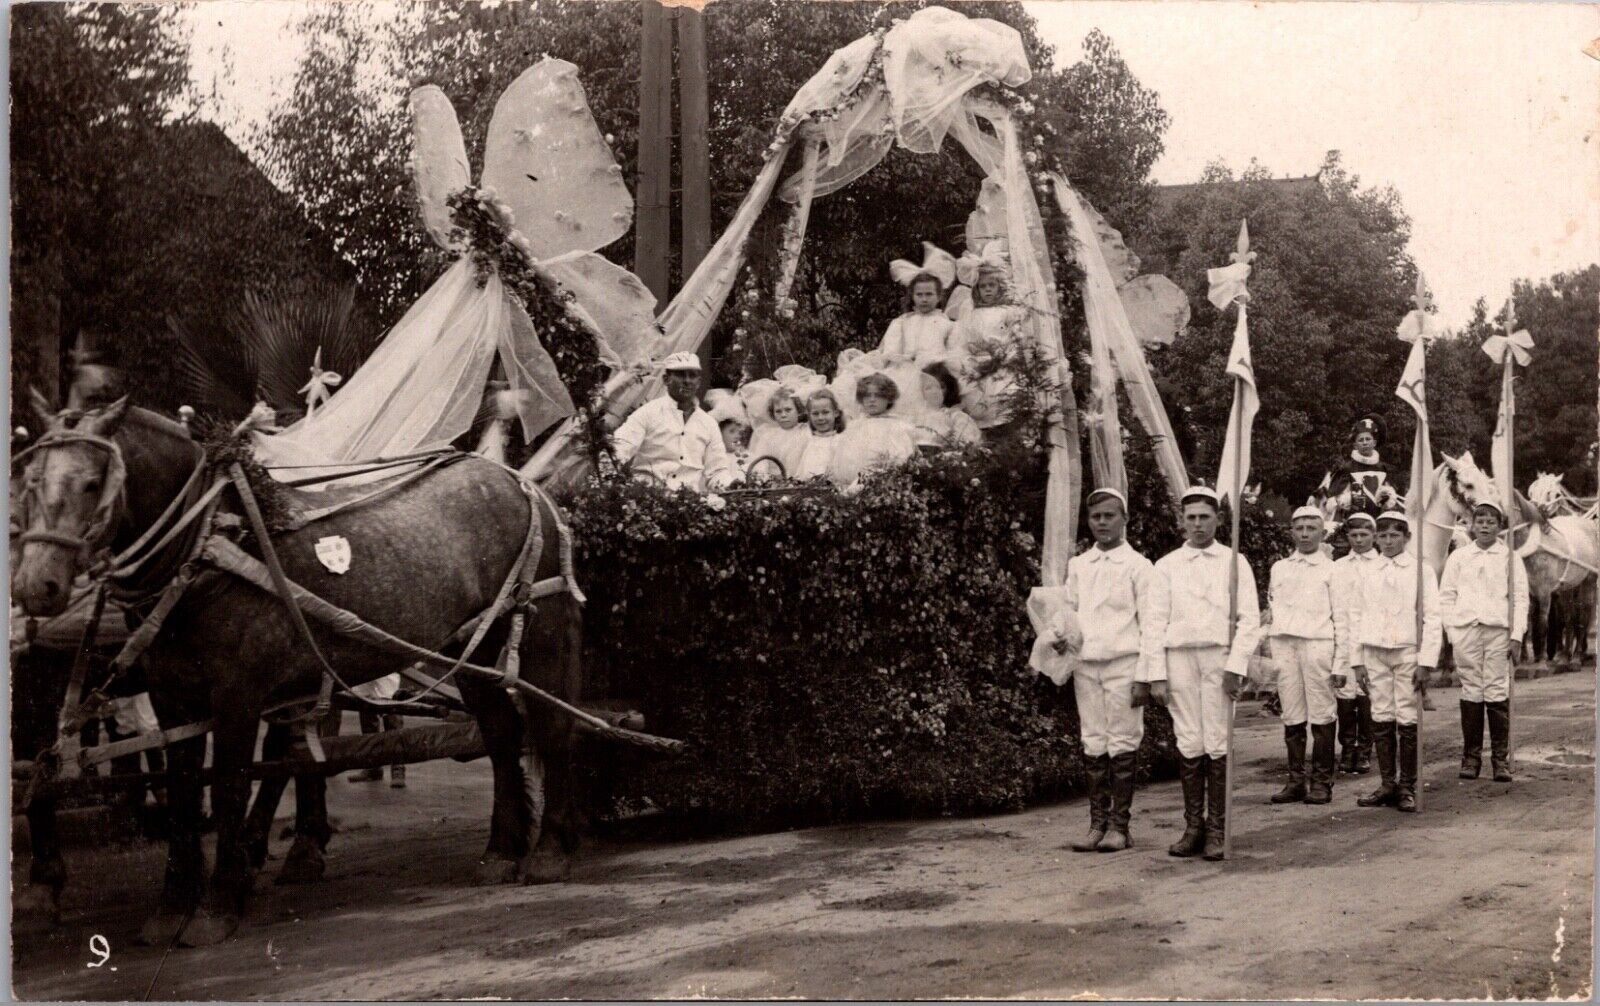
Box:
841 481 863 497
734 327 747 338
745 288 761 303
479 185 499 201
1025 151 1039 166
605 132 616 144
704 493 727 511
510 232 532 253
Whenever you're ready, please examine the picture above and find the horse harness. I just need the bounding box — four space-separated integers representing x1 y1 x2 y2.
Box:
16 426 681 788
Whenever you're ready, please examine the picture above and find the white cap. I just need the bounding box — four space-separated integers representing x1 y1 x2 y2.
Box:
1180 485 1220 507
1291 505 1324 523
1344 512 1376 528
1472 498 1506 518
1086 487 1127 509
660 352 702 373
1376 510 1411 531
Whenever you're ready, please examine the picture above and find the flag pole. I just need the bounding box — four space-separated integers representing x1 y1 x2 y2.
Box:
1407 274 1434 813
1502 338 1517 765
1224 365 1244 861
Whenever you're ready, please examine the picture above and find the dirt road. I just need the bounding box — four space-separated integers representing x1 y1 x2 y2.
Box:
13 672 1594 1000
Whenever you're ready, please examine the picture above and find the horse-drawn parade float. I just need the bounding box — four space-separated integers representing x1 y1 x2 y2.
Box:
10 3 1597 999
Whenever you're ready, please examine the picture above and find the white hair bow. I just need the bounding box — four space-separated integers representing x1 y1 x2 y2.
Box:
955 239 1012 288
889 242 958 289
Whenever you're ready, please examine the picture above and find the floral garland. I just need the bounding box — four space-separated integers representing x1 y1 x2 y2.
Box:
765 20 892 159
446 185 611 462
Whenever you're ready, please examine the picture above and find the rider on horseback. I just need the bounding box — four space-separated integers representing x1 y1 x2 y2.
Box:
1327 415 1403 520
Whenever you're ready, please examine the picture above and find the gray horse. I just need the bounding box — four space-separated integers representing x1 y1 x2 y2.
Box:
13 397 582 947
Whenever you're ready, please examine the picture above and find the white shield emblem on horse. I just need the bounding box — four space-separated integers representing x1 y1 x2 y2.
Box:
315 535 352 575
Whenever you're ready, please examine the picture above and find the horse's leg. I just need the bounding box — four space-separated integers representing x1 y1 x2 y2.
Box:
457 674 537 885
137 732 207 946
278 713 339 886
180 703 262 947
522 604 583 884
242 724 292 871
13 649 69 932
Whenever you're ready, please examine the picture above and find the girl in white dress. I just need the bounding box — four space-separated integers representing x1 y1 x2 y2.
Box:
793 389 846 481
912 362 982 450
746 388 811 481
953 245 1028 431
828 373 918 486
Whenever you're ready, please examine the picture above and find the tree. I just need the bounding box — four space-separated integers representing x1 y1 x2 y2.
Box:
1136 152 1419 499
257 0 1170 372
1431 268 1599 487
10 3 191 411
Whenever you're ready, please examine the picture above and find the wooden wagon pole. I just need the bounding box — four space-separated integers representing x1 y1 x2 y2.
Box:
637 0 674 305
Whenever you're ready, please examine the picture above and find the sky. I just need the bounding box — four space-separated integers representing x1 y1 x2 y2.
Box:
183 1 1600 327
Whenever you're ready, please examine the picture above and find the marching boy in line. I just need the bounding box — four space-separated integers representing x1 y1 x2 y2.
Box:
1266 506 1348 805
1438 499 1529 783
1352 512 1441 813
1054 487 1165 853
1333 513 1380 775
1152 486 1261 862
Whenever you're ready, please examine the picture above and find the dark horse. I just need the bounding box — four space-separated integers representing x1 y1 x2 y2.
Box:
13 397 583 947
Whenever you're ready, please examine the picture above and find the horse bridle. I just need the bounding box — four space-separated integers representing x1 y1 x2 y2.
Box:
12 429 129 564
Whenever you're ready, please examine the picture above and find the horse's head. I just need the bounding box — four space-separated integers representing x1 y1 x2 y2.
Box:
1438 451 1498 519
1528 472 1567 515
12 395 131 615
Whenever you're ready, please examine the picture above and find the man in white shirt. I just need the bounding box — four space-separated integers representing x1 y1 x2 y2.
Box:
1352 512 1441 813
1152 486 1262 862
1266 506 1347 805
1438 499 1530 783
1053 487 1165 854
1332 513 1380 776
610 353 736 492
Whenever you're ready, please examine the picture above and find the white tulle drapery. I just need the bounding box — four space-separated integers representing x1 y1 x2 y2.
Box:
257 59 637 478
1053 177 1190 505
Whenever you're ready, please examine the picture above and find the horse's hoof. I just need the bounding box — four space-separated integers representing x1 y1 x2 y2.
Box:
136 912 189 947
178 909 239 947
520 850 571 885
473 856 520 886
275 840 326 886
13 885 61 935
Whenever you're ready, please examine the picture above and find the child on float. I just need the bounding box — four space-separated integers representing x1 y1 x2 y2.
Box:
793 389 846 482
952 241 1028 434
879 243 958 368
827 373 918 486
746 387 811 480
912 362 981 451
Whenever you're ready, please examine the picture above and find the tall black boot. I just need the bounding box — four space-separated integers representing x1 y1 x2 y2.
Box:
1168 755 1208 858
1072 755 1111 852
1353 696 1374 775
1202 756 1229 861
1305 722 1337 804
1458 700 1485 779
1396 723 1419 812
1336 698 1359 774
1357 721 1399 807
1487 700 1513 782
1097 752 1138 852
1270 724 1308 803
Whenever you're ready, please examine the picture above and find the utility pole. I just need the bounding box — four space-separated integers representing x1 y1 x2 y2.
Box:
677 3 712 371
636 0 673 305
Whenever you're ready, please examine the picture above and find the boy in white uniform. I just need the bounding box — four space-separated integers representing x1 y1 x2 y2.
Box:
1266 506 1348 805
1152 486 1262 861
1438 499 1529 783
1352 512 1441 813
1055 487 1165 853
1332 513 1380 775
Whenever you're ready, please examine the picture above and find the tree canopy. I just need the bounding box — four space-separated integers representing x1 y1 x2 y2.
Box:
258 0 1169 375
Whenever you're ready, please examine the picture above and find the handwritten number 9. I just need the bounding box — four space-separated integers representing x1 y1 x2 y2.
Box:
87 934 110 968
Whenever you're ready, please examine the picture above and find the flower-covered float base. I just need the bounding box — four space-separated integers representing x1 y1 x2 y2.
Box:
567 445 1185 833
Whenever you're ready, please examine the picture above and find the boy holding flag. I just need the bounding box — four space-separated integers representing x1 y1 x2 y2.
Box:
1438 499 1529 783
1353 512 1441 813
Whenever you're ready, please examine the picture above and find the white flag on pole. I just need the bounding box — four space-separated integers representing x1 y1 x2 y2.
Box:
1216 306 1258 506
1396 338 1431 524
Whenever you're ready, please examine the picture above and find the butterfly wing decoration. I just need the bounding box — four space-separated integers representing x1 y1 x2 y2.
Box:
409 85 472 252
538 251 664 369
481 59 632 262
